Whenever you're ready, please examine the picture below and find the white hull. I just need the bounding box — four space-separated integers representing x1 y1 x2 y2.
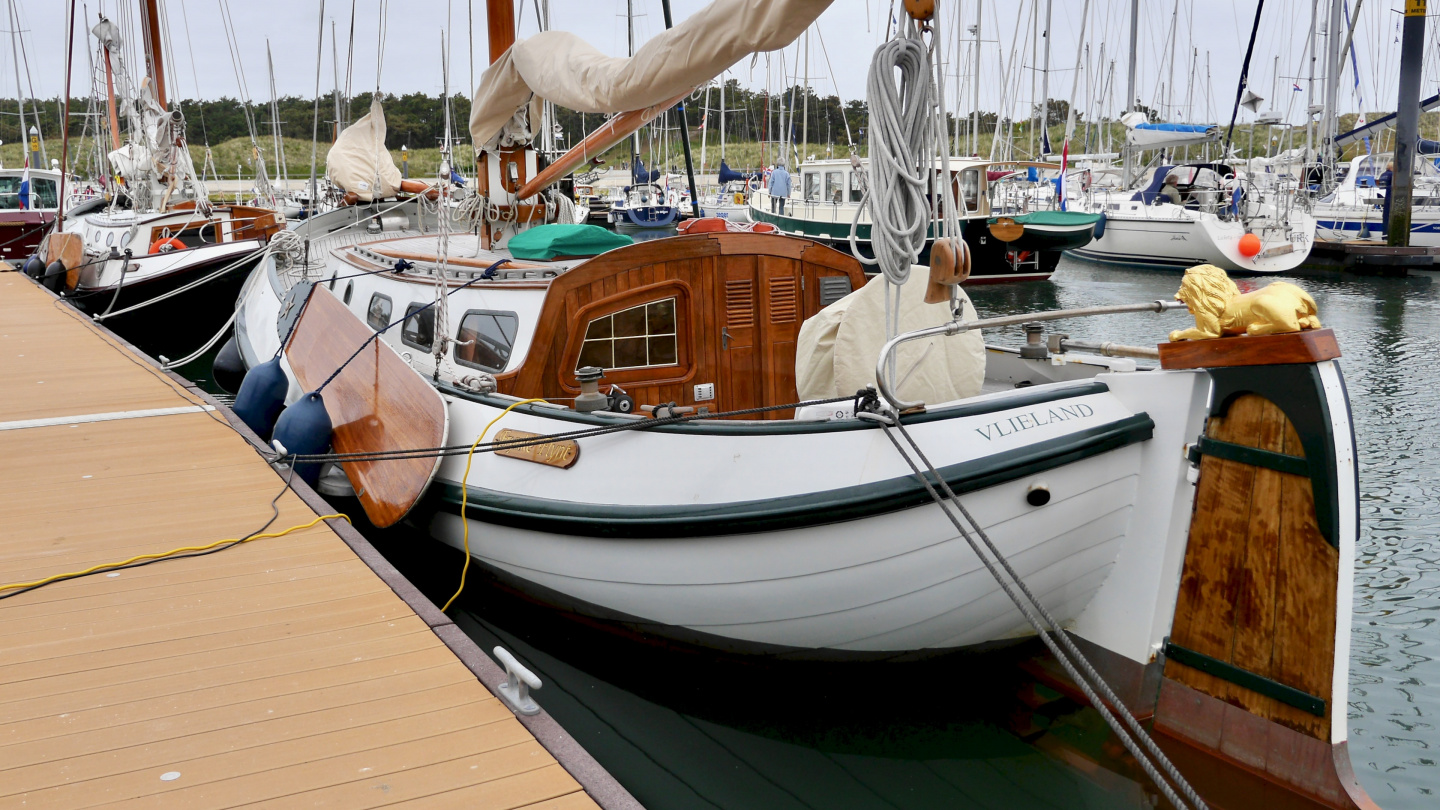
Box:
1068 196 1314 273
406 369 1208 659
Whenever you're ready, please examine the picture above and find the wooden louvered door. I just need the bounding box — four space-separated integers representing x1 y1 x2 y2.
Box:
718 256 760 413
757 256 802 418
716 254 802 418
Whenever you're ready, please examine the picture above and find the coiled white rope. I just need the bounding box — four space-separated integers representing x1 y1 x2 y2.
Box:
854 20 939 288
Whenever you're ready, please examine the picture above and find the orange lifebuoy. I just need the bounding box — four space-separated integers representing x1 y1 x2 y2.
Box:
149 237 186 254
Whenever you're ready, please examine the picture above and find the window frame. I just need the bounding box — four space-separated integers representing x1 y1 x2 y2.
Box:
400 302 436 351
575 297 679 373
824 171 844 204
453 308 520 373
559 280 695 392
366 292 393 331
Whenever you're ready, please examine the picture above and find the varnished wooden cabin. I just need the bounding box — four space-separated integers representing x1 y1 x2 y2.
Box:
331 231 867 419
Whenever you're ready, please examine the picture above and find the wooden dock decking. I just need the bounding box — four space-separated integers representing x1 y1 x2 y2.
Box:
0 273 630 809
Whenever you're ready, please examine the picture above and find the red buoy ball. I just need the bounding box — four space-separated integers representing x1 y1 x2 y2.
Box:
1238 232 1262 258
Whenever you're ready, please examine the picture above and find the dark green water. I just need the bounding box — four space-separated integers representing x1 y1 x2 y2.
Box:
174 255 1436 808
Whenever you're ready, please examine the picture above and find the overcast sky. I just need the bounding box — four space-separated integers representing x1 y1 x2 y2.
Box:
6 1 1438 129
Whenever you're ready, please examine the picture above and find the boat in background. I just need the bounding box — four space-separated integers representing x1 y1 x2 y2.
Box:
750 157 1100 283
45 13 279 355
1312 152 1440 244
1067 162 1315 273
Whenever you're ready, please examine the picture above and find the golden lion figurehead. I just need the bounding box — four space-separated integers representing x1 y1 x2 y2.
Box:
1174 264 1241 319
1168 263 1321 342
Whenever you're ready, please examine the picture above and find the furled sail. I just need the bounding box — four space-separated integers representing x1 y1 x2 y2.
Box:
470 0 833 148
1122 112 1219 149
327 99 403 201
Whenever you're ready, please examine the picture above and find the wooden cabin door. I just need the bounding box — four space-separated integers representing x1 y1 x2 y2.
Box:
717 254 801 417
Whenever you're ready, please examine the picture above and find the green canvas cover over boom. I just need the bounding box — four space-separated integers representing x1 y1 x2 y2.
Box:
507 224 634 260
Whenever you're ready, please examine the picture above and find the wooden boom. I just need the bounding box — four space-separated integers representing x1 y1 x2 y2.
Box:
513 89 691 200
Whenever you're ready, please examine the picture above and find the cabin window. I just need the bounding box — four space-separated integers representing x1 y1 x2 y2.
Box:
0 176 57 209
576 298 677 371
825 171 844 204
455 310 519 372
849 172 863 202
366 293 392 330
328 273 337 291
401 303 435 351
803 172 821 201
960 169 981 212
342 281 354 305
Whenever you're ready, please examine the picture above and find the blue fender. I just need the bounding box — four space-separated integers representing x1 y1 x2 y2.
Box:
1093 212 1107 239
233 356 289 439
271 391 333 487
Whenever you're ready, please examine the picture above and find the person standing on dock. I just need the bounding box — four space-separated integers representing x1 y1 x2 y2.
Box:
769 162 791 214
1378 161 1395 237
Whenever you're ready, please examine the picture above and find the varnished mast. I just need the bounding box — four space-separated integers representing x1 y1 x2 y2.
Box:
137 0 167 108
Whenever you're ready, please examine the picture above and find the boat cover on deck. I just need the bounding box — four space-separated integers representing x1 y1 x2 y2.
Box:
795 272 984 406
328 99 403 201
470 0 833 147
507 224 634 260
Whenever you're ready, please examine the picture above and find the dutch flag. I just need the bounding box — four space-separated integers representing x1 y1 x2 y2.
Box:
17 161 30 210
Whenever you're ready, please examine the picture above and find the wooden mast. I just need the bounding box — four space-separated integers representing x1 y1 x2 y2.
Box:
138 0 167 108
479 0 525 249
487 0 515 61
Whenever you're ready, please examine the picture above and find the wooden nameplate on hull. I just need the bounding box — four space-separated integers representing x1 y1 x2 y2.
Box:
1159 328 1341 370
285 285 448 528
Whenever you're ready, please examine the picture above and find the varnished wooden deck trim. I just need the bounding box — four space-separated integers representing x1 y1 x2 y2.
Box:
0 273 637 809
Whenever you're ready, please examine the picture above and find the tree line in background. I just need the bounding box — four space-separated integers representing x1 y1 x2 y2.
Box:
1 85 1117 166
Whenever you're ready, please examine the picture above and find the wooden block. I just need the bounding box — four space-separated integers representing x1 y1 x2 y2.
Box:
1159 328 1340 369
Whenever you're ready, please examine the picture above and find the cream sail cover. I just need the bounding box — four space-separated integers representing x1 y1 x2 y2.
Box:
796 272 985 406
328 99 403 201
470 0 833 147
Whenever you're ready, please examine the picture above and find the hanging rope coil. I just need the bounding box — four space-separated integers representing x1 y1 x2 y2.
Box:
854 21 939 287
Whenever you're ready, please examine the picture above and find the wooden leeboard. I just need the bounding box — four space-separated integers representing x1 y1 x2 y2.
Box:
1166 393 1338 740
285 285 448 528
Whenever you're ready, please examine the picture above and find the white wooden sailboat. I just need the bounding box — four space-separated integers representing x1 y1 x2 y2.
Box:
227 1 1376 806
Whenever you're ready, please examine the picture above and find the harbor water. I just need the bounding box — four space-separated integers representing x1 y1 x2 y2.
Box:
172 255 1436 808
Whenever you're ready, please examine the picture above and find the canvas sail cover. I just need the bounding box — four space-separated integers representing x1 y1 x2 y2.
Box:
795 272 985 406
470 0 833 148
1122 112 1219 149
328 99 403 201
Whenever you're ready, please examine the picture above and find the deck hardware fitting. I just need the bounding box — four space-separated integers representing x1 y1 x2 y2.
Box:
494 646 543 716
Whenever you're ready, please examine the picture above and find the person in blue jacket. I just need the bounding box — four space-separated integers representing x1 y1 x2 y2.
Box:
1378 161 1394 237
768 163 791 215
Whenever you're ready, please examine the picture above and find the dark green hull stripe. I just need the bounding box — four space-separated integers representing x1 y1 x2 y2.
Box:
436 413 1154 539
1193 437 1309 477
435 380 1113 436
1165 642 1326 717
